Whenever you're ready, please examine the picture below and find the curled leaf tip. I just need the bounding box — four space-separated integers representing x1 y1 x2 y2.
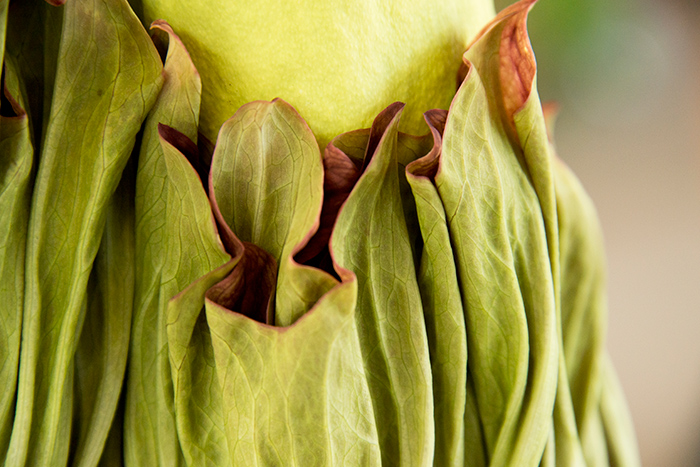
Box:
1 75 25 119
149 20 174 58
363 102 404 170
466 0 537 121
149 18 173 31
158 123 209 190
468 0 537 49
424 108 448 135
499 0 537 119
406 109 447 179
149 19 200 82
299 102 406 268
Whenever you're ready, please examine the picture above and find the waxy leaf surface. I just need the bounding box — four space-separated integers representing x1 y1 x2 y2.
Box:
165 99 381 465
436 2 558 464
0 57 33 460
7 1 162 464
126 20 203 467
209 99 337 327
159 131 232 467
72 160 135 467
406 109 468 466
330 104 434 466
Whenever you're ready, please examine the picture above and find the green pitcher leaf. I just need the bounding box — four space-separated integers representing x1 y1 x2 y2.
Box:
205 276 381 466
495 6 594 464
330 103 434 466
0 0 8 73
600 355 641 467
209 98 336 327
158 130 233 467
495 13 588 463
553 147 609 465
5 0 63 148
126 20 203 467
436 3 560 463
465 2 587 464
72 158 135 467
161 115 381 465
298 118 429 272
439 62 556 467
406 109 468 466
7 0 163 464
463 2 597 464
0 57 34 460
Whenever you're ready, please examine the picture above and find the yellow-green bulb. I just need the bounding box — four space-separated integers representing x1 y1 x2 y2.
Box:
141 0 495 147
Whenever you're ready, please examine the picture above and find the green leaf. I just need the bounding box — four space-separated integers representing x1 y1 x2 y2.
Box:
158 130 232 467
475 5 590 464
600 355 641 467
330 103 434 465
6 0 163 464
125 20 204 467
0 0 8 68
97 395 126 467
72 158 135 467
406 109 468 466
209 99 336 327
0 56 34 460
162 102 381 464
5 0 63 147
435 3 559 464
205 273 381 466
553 153 609 466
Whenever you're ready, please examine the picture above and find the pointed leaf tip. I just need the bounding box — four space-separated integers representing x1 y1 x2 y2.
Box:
1 70 26 118
499 0 537 118
363 102 404 170
466 0 538 121
406 109 447 179
158 123 209 189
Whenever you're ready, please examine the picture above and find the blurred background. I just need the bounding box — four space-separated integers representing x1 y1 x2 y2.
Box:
494 0 700 464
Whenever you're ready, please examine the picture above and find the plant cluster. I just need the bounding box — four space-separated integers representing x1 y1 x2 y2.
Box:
0 0 639 465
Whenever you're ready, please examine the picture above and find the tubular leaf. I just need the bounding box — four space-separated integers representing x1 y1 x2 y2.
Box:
7 0 163 464
0 56 33 461
330 103 435 466
125 20 203 467
406 109 468 466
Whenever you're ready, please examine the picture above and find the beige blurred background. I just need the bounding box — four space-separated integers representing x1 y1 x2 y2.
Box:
494 0 700 464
